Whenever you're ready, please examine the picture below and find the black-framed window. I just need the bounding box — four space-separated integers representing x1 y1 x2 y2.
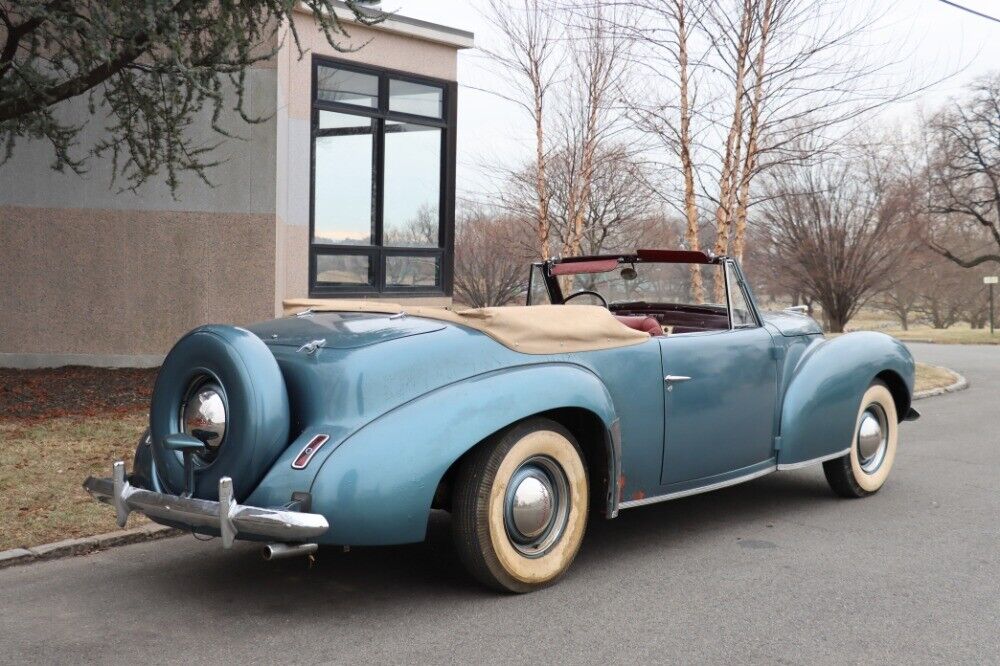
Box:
310 57 457 297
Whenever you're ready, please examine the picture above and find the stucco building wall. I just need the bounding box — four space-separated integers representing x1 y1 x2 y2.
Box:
0 6 470 367
0 207 275 363
0 67 278 367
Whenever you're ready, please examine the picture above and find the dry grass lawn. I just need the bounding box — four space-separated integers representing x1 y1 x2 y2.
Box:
915 363 958 393
0 413 149 551
880 326 1000 345
837 310 1000 345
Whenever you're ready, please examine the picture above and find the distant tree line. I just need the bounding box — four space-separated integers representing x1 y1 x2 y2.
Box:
747 75 1000 332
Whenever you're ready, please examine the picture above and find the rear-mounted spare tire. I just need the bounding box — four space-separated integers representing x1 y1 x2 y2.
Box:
150 325 290 501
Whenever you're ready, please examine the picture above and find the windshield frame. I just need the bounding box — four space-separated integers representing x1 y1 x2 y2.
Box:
525 252 762 333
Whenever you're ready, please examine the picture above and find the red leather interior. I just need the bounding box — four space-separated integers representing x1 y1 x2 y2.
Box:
614 315 663 337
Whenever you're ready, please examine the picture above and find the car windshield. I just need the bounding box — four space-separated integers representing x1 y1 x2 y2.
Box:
562 262 726 308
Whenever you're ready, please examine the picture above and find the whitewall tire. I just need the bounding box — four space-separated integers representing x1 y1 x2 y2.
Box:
451 418 589 593
823 381 899 498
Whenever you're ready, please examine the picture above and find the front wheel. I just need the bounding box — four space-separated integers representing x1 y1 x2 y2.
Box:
823 380 899 498
451 418 589 593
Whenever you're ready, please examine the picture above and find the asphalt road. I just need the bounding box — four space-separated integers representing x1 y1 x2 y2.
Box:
1 343 997 665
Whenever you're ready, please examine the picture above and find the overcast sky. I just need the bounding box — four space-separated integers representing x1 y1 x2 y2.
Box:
384 0 1000 203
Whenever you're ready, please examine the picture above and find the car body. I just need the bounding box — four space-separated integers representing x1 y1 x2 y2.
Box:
85 249 918 591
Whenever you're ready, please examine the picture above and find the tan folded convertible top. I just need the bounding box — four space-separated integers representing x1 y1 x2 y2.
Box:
282 299 651 354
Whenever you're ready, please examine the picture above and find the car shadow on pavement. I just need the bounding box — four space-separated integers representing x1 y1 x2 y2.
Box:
131 470 835 608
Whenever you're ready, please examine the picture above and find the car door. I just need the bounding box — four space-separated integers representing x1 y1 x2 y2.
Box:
657 262 778 486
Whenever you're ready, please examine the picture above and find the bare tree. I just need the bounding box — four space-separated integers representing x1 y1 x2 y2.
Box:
731 0 774 262
453 210 532 307
878 281 920 331
481 0 560 260
923 74 1000 268
673 0 704 301
576 148 663 255
503 142 660 258
556 3 634 259
708 0 752 265
756 145 913 332
616 0 918 302
617 0 708 300
912 260 967 329
961 285 992 329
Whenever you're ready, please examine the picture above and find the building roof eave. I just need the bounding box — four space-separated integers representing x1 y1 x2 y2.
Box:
296 1 475 50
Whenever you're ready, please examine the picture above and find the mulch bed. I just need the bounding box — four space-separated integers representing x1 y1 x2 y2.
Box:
0 367 158 421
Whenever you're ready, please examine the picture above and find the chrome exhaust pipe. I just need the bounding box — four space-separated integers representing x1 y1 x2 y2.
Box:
262 542 318 561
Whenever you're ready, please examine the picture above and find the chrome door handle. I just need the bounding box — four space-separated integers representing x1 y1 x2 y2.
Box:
664 375 692 383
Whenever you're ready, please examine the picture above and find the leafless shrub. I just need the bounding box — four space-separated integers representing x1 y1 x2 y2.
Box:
755 143 914 332
453 210 534 307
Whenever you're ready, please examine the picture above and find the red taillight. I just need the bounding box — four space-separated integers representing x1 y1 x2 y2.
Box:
291 434 330 470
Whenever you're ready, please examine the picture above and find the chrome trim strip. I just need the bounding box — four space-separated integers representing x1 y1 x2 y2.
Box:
776 448 850 471
83 462 329 547
618 465 775 510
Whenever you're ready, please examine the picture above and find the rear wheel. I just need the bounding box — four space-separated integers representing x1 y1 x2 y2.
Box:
451 418 589 593
823 381 898 498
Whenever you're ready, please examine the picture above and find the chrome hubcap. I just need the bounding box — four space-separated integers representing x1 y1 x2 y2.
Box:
856 403 888 474
510 475 552 538
180 379 227 463
503 456 570 557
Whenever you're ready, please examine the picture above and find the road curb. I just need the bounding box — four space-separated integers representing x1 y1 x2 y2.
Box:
0 524 182 570
913 365 969 401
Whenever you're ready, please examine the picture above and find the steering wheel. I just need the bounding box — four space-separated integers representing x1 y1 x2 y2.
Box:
563 290 609 308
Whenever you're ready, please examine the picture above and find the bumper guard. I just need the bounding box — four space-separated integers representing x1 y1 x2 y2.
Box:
83 461 329 548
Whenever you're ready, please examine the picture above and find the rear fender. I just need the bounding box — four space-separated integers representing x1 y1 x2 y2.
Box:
308 363 618 545
777 332 914 468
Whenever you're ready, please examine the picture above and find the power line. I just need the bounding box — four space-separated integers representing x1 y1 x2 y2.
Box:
936 0 1000 24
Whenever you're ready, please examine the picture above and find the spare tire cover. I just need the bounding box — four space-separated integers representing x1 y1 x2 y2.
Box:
150 325 290 501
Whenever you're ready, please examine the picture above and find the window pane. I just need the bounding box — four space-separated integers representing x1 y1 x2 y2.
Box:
567 262 724 306
389 79 443 118
726 263 756 327
383 122 441 248
316 66 378 108
528 265 551 305
385 255 439 287
319 110 369 130
316 254 372 285
313 113 373 245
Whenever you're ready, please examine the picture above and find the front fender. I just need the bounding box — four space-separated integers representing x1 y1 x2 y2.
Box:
307 362 618 545
777 332 914 467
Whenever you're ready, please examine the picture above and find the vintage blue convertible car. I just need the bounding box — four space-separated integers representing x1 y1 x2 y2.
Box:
85 249 918 592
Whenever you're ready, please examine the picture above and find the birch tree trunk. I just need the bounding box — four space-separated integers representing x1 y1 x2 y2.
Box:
712 0 753 302
559 4 627 260
533 73 552 260
483 0 559 261
676 0 704 303
732 0 774 263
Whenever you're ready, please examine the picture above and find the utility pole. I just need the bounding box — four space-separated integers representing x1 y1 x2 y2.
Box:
986 276 998 335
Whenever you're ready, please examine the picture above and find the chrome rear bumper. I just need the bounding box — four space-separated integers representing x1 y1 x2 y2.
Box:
83 461 329 548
